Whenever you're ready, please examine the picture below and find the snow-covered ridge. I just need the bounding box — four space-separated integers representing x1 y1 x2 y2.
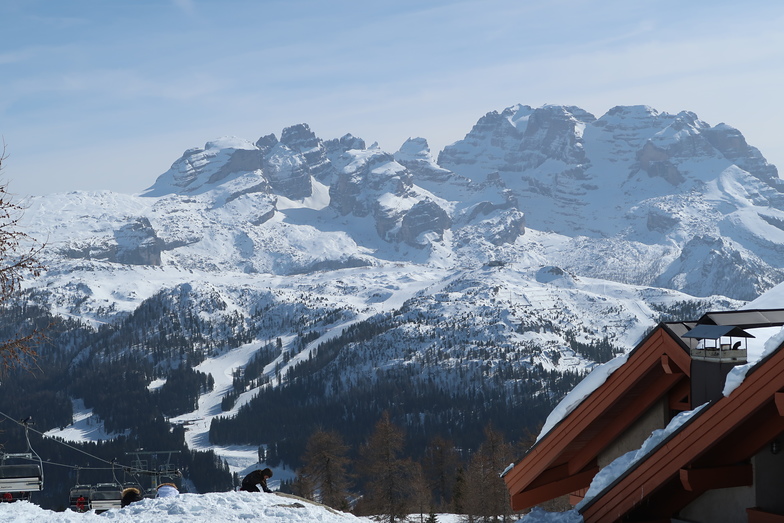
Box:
22 105 783 303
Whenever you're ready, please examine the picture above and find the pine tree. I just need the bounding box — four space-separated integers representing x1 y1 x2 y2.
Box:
462 424 515 523
423 435 460 510
356 412 423 522
297 429 351 510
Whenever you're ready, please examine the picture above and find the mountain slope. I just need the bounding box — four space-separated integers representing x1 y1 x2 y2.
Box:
11 103 781 498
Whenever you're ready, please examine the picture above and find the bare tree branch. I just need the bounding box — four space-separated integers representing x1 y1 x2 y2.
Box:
0 144 45 373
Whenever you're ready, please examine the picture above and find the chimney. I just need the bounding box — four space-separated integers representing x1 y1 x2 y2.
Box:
682 325 752 405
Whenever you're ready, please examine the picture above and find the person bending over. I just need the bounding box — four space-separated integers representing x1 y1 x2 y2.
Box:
240 467 273 493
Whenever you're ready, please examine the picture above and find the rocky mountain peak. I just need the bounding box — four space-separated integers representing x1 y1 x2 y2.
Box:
82 102 784 301
395 137 431 161
278 123 335 183
255 133 279 154
324 134 366 157
280 123 317 147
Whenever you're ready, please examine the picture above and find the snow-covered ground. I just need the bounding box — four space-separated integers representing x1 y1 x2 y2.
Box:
0 492 466 523
44 399 128 442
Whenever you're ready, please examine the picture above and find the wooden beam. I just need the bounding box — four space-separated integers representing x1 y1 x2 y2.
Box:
679 463 752 491
668 378 691 411
748 507 784 523
581 340 784 523
774 392 784 416
709 402 784 465
661 354 674 374
625 481 702 522
511 466 599 511
526 462 570 490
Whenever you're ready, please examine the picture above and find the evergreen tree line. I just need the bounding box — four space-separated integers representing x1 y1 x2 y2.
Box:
0 411 233 510
283 413 525 522
0 302 233 510
209 309 586 471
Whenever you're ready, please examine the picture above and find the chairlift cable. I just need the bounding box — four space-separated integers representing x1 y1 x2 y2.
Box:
23 416 45 487
0 409 160 476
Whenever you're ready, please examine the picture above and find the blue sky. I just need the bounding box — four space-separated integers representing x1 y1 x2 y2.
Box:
1 0 783 196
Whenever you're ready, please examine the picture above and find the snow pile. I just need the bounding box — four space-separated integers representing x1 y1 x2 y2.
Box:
0 492 366 523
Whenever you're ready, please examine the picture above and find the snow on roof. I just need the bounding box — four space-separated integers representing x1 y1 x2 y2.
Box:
535 353 628 443
574 403 708 512
517 506 584 523
723 325 784 396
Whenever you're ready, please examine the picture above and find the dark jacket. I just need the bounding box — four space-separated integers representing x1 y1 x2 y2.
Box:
241 467 273 493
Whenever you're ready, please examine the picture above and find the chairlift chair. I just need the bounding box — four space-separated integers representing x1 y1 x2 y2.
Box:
68 484 92 512
0 416 44 500
0 457 42 495
89 482 123 512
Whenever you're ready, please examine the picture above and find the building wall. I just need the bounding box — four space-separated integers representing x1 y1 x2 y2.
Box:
676 439 784 522
754 436 784 514
597 398 668 468
678 485 756 523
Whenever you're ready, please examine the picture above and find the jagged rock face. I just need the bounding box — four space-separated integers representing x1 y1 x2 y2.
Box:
636 142 684 185
144 137 266 196
519 105 594 167
437 106 529 175
255 133 279 155
206 148 263 185
263 142 312 200
439 105 597 236
329 149 412 217
655 235 784 301
395 137 456 185
441 104 784 237
279 123 335 183
60 217 164 266
398 199 452 247
113 217 165 265
55 106 783 301
439 105 593 176
485 209 526 246
536 265 575 286
324 133 366 157
703 123 782 190
328 147 454 244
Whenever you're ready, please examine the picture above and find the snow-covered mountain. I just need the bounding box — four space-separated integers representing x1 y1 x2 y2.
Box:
439 104 784 300
25 107 783 304
13 104 782 494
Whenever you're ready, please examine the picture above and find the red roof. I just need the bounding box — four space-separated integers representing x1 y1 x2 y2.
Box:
504 325 692 510
579 333 784 522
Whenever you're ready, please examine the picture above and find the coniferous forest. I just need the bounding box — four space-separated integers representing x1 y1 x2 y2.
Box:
0 284 710 517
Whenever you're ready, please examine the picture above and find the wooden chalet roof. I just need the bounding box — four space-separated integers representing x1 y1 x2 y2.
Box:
579 332 784 523
503 324 692 510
